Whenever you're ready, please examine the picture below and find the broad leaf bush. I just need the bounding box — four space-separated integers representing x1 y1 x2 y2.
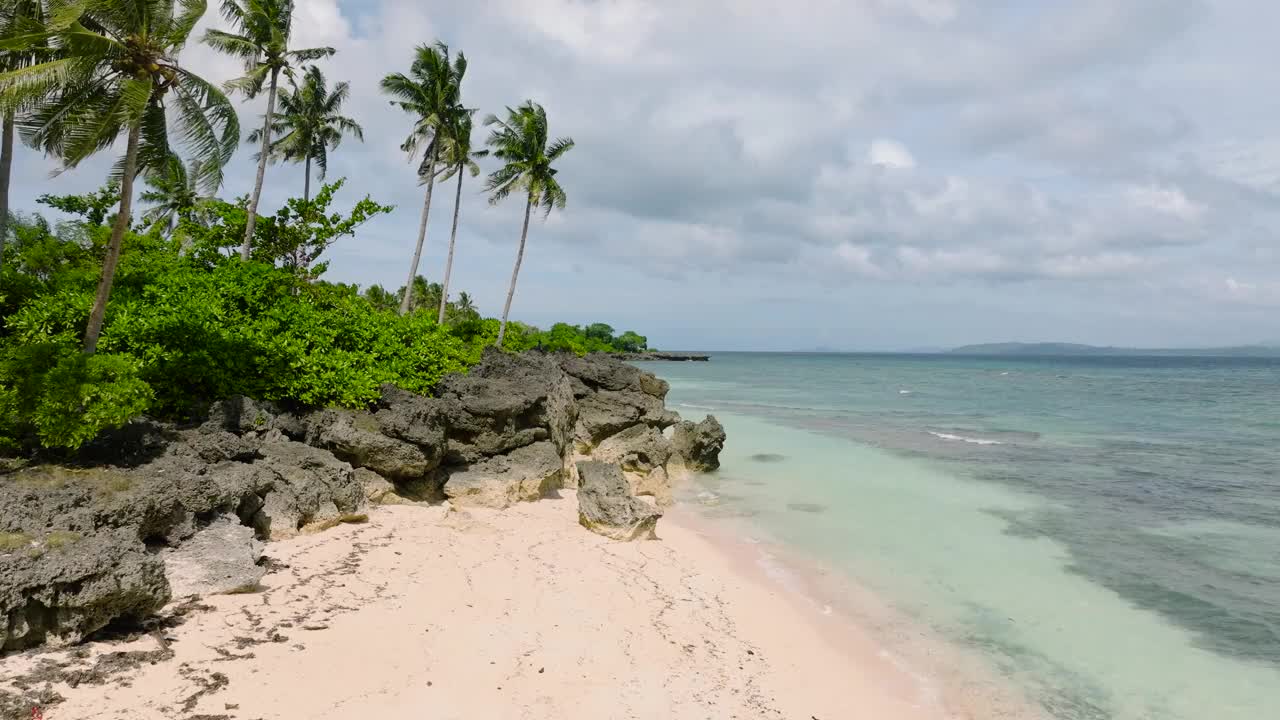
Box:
0 183 651 450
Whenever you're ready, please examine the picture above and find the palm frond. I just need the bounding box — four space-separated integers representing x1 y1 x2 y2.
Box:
201 28 257 58
115 97 172 182
61 75 151 168
170 66 241 191
166 0 208 46
484 101 572 214
287 45 334 62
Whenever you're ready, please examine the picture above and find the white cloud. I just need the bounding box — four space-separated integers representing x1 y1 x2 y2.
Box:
1126 184 1206 222
11 0 1280 347
868 139 917 169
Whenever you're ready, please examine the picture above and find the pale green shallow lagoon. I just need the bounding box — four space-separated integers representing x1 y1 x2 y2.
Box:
653 353 1280 720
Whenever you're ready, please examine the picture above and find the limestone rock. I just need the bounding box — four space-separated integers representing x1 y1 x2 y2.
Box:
205 395 278 434
435 349 577 463
558 353 647 393
444 441 564 509
374 386 450 450
163 515 264 598
576 461 661 541
356 467 397 504
1 529 170 652
593 424 674 473
672 415 726 472
251 440 365 540
574 389 674 447
306 409 441 481
638 373 670 399
628 466 673 506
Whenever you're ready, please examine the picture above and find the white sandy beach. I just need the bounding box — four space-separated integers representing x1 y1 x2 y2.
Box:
2 494 1015 719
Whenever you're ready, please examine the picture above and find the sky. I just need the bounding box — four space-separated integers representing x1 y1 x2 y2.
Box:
9 0 1280 351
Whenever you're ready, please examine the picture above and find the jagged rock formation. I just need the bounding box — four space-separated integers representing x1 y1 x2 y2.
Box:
162 515 265 598
672 415 727 472
0 349 723 652
576 461 662 541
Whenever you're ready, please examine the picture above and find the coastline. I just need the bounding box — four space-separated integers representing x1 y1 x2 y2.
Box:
3 495 987 720
666 502 1049 720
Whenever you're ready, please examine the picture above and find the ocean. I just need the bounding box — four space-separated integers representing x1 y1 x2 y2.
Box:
650 353 1280 720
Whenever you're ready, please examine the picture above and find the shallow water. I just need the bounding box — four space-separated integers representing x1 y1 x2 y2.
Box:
653 353 1280 720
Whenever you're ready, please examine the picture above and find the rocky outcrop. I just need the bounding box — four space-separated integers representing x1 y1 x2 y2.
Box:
444 440 564 509
612 352 710 362
559 353 679 448
305 409 441 483
1 425 366 650
1 349 724 652
163 515 264 598
593 424 674 472
1 529 169 652
435 349 577 463
673 415 727 472
632 466 673 507
591 424 677 505
250 440 366 540
576 461 662 541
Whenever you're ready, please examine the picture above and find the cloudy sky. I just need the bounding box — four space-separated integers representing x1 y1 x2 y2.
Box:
11 0 1280 350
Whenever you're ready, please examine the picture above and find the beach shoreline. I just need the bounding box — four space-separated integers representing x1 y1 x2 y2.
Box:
666 502 1048 720
0 494 1027 720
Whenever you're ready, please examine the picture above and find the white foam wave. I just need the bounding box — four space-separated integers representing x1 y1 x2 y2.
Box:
927 431 1003 446
899 389 914 395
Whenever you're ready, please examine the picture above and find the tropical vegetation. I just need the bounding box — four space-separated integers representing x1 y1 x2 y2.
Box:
0 0 648 453
249 64 361 204
204 0 335 260
483 101 574 347
380 41 465 316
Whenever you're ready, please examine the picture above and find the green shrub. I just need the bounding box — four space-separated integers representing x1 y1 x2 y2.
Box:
0 182 653 451
0 343 153 450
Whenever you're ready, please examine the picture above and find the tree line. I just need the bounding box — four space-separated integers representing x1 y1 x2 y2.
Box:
0 0 651 452
0 0 575 352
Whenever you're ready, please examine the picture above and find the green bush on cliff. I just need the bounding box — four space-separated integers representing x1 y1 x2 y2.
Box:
0 183 651 451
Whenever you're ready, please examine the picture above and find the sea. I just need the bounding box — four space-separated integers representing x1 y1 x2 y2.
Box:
649 352 1280 720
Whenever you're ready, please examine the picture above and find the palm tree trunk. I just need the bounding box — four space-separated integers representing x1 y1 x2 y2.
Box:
240 65 281 261
496 196 533 348
0 111 13 272
398 146 438 316
437 166 464 325
296 153 312 271
83 122 142 355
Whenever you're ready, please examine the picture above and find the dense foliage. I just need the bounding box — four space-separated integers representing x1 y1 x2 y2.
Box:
0 0 597 453
0 185 648 451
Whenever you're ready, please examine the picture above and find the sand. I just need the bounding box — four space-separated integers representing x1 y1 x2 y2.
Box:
2 494 959 719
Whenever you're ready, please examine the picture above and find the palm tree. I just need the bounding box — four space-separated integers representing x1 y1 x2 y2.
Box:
1 0 239 353
397 274 441 314
483 101 574 347
0 0 46 270
204 0 334 261
449 290 478 322
247 64 361 204
380 41 465 316
140 155 214 235
435 108 486 324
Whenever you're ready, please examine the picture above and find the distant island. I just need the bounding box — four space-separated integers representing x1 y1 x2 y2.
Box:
947 342 1280 357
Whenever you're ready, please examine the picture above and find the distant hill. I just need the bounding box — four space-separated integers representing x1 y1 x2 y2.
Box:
948 342 1280 357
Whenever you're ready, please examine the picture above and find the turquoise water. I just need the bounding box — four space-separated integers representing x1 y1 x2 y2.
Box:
651 353 1280 720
